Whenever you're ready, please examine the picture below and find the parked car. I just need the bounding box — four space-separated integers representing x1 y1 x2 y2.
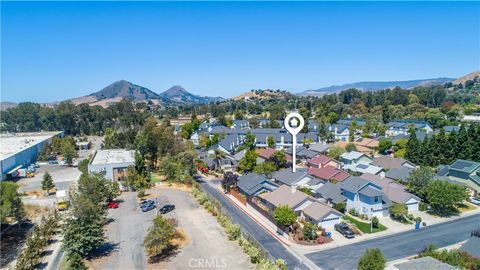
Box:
159 204 175 214
335 223 355 239
107 201 119 209
139 200 154 208
470 197 480 206
141 203 156 212
57 200 69 211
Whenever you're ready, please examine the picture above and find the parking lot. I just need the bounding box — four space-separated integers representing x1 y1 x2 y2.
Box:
91 188 252 270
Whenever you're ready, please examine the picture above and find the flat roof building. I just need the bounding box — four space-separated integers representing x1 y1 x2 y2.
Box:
88 149 135 182
1 131 64 180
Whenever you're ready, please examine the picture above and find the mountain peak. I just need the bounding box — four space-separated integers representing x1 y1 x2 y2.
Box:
161 85 188 96
89 80 161 101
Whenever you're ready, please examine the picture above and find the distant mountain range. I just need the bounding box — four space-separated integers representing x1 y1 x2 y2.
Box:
66 80 224 107
298 77 455 96
2 72 478 110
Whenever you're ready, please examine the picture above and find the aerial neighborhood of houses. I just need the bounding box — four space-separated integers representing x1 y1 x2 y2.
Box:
189 114 480 268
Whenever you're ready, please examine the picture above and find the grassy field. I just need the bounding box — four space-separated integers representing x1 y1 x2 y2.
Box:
343 215 387 234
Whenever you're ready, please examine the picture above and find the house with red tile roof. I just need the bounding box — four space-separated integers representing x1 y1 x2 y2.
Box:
307 166 350 182
308 155 340 169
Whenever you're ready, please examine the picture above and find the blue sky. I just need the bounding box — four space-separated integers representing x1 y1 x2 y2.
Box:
2 1 479 102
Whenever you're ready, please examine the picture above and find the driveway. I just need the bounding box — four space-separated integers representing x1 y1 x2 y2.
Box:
92 188 252 270
92 192 156 270
154 188 252 270
17 165 80 193
305 213 480 270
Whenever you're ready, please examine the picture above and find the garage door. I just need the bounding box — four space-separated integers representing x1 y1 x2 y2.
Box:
321 217 340 228
406 202 419 212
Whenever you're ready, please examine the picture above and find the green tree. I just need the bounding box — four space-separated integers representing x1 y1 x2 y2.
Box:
77 158 90 175
371 216 379 228
267 136 276 148
61 139 78 166
0 182 25 223
143 215 179 262
244 131 256 150
239 150 257 172
378 139 392 154
328 146 345 160
407 167 434 194
348 120 357 142
423 180 468 215
273 205 296 228
406 131 421 164
42 171 55 194
66 252 87 270
270 150 287 169
345 143 357 152
254 162 276 178
358 248 386 270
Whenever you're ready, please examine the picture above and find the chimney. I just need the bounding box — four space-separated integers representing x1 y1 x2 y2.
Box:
380 171 385 179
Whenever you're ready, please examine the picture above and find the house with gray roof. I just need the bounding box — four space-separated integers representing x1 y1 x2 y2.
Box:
437 159 480 196
315 182 347 206
394 256 457 270
231 120 249 129
236 173 279 198
327 124 350 141
360 173 421 212
372 156 416 170
217 134 244 154
271 168 314 187
339 176 391 217
263 185 312 216
285 146 319 161
386 120 433 136
308 143 330 154
386 166 414 182
301 201 343 228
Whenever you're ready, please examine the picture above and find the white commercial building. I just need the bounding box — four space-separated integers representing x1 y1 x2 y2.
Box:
1 131 64 180
88 149 135 182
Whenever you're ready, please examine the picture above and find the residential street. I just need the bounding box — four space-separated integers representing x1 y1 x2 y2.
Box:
305 213 480 270
198 178 310 270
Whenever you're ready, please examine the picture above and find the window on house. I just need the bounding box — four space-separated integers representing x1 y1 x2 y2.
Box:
362 207 367 213
374 196 379 203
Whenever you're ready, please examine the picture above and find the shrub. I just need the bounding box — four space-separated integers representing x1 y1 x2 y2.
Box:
371 216 379 228
303 222 318 240
358 248 386 270
419 201 427 211
348 208 358 216
415 217 422 223
334 202 346 213
137 189 145 199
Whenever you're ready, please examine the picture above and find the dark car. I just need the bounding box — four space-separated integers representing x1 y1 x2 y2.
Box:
335 223 355 239
141 203 156 212
159 204 175 214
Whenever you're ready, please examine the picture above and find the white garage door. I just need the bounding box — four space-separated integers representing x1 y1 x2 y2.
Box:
406 202 419 212
321 217 341 229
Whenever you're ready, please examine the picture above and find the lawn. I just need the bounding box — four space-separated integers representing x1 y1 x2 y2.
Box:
456 201 478 213
343 215 387 234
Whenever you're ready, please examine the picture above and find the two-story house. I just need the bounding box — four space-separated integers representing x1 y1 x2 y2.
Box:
339 176 392 218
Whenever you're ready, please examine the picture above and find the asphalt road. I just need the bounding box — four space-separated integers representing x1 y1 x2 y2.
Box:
198 179 310 270
306 213 480 270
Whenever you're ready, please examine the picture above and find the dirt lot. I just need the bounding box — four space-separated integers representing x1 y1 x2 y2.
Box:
90 188 252 270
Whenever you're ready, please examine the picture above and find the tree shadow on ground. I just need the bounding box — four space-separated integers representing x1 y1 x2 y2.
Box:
428 207 460 218
91 242 120 259
147 245 180 264
0 222 34 267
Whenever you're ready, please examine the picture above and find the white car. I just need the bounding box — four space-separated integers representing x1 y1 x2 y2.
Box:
470 197 480 206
